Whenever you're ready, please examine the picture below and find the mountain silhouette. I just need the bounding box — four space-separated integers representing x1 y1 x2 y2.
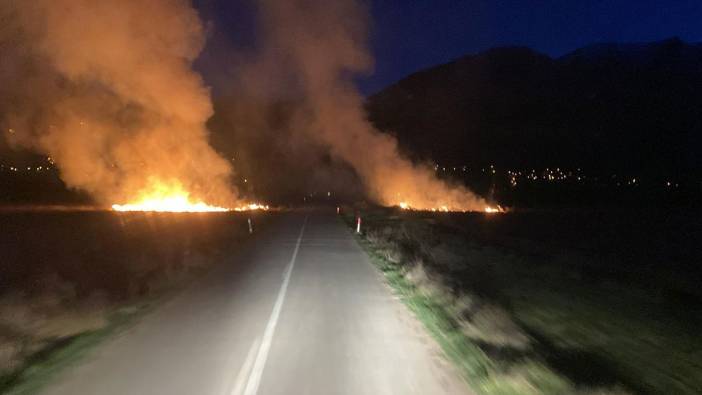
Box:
366 38 702 181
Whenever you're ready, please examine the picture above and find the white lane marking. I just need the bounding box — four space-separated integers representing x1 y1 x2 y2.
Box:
243 217 308 395
230 337 261 395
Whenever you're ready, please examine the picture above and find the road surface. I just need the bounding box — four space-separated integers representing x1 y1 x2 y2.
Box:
39 210 469 395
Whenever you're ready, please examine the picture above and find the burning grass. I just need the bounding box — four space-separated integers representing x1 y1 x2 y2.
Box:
396 201 505 214
345 206 702 395
111 201 270 213
109 179 269 213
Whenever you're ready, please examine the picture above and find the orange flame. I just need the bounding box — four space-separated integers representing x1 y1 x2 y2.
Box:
233 203 270 212
110 179 268 213
397 201 504 214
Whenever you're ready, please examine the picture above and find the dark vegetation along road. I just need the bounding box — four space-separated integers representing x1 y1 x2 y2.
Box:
2 207 700 395
0 210 270 393
1 210 469 395
345 206 702 395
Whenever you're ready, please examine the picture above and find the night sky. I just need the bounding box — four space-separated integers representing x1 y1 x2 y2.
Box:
195 0 702 96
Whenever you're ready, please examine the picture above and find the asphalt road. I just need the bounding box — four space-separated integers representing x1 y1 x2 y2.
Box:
39 210 470 395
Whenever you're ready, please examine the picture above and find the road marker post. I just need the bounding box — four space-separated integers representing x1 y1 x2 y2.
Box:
248 218 253 234
356 216 361 234
336 206 340 214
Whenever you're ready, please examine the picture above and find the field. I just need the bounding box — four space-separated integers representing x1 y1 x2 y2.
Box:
0 210 273 393
346 206 702 395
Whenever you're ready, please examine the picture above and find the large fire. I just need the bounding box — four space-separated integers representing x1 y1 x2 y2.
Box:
233 203 270 212
398 201 504 214
111 180 268 213
111 198 228 213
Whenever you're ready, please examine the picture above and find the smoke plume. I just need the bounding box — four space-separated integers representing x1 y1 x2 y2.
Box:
0 0 237 207
246 0 488 210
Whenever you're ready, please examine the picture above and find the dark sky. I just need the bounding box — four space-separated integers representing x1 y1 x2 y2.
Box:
194 0 702 96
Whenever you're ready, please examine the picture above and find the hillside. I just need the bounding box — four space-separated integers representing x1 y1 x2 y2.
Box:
366 38 702 180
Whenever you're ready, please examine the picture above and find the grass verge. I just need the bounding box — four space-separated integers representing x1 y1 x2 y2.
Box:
342 208 650 395
0 211 276 395
351 228 575 395
0 300 153 395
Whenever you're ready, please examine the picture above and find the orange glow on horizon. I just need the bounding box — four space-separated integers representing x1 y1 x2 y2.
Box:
396 201 504 213
110 179 268 213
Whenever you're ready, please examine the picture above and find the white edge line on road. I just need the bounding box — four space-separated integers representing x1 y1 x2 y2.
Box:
242 216 308 395
230 337 261 395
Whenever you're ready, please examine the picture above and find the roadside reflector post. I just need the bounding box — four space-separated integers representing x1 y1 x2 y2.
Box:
356 216 361 234
337 206 340 214
248 217 253 234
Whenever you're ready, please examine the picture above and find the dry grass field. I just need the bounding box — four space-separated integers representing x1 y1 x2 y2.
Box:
346 206 702 395
0 210 273 392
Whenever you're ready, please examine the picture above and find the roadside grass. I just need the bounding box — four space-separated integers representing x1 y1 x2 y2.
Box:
0 211 276 395
359 240 494 383
0 301 153 395
343 206 700 395
346 214 578 395
511 287 702 394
